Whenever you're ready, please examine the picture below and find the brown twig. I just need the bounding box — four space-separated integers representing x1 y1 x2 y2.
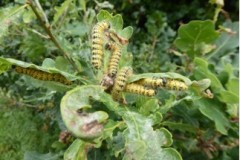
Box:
26 0 81 73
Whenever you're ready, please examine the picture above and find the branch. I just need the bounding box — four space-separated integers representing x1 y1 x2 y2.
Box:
26 0 81 73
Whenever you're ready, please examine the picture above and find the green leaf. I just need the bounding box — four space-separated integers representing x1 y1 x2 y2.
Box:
64 139 88 160
174 20 219 58
22 9 36 23
110 14 123 32
0 5 25 40
207 21 239 60
139 98 160 115
24 151 61 160
219 90 239 104
53 0 73 26
127 72 192 85
0 58 11 74
122 111 182 160
42 58 56 68
79 0 86 12
191 79 211 91
60 85 123 139
97 10 112 22
226 78 239 96
196 99 230 135
193 57 223 91
119 26 134 39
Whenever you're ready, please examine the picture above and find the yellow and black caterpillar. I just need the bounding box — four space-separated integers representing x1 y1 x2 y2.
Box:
124 83 156 97
136 77 188 91
15 66 72 85
106 42 122 77
162 78 188 91
91 21 110 69
111 67 133 100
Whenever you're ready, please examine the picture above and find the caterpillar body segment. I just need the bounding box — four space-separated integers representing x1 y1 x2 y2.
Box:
135 77 188 91
137 77 164 88
106 42 122 77
111 67 133 100
124 83 156 97
91 21 110 69
163 78 188 91
15 66 72 85
92 21 110 34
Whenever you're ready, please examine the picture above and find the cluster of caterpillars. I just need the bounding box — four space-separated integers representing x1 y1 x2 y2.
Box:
91 21 188 101
14 66 72 85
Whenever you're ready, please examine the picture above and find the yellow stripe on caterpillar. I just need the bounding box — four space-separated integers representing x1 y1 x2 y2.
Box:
106 42 122 77
162 78 188 91
137 77 163 88
111 67 133 100
136 77 188 91
124 83 156 97
91 21 110 69
15 66 72 85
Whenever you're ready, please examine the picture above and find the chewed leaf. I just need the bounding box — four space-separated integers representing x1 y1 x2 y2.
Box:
110 14 123 32
97 10 112 22
61 86 109 139
60 85 123 140
122 111 182 160
127 72 192 85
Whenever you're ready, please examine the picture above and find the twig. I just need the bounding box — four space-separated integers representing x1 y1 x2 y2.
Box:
26 0 81 73
26 28 50 39
34 0 49 25
147 35 158 62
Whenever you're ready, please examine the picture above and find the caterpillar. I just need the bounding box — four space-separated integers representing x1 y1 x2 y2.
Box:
124 83 156 97
108 31 129 45
106 42 122 77
111 67 133 100
135 77 188 91
137 77 163 88
15 66 72 85
91 21 110 69
162 78 188 91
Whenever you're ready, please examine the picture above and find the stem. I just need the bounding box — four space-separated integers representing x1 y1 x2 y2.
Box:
147 35 158 63
213 5 222 23
27 0 81 73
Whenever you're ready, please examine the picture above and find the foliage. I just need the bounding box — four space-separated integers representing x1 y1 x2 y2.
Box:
0 0 238 160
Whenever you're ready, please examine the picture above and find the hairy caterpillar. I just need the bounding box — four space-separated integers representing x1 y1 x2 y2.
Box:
15 66 72 85
106 42 122 77
111 67 133 100
91 21 110 69
108 31 129 45
162 78 188 91
124 83 156 96
137 77 164 88
136 77 188 91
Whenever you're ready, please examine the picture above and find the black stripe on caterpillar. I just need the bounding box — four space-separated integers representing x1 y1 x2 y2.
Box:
111 67 133 100
124 83 156 97
91 21 110 69
136 77 188 91
15 66 72 85
106 42 122 77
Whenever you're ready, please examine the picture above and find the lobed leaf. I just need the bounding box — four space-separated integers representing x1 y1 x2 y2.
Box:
174 20 219 58
122 111 182 160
